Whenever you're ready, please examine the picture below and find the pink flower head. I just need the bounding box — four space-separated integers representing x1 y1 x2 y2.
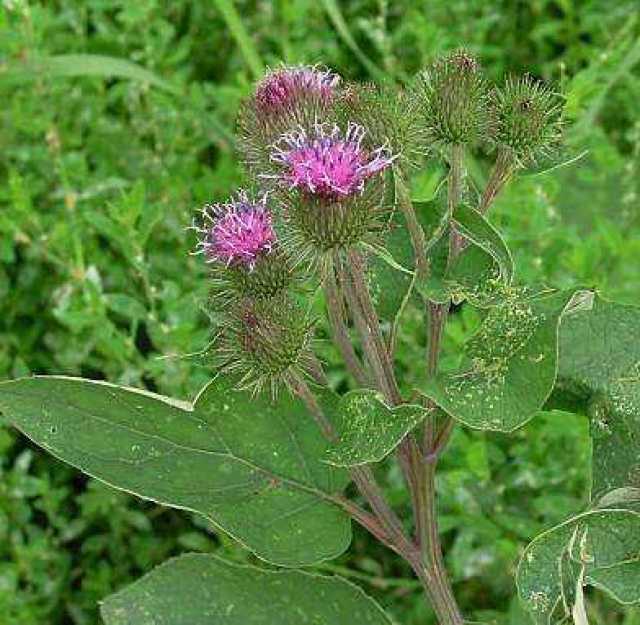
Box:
255 65 340 113
195 192 276 270
269 123 395 199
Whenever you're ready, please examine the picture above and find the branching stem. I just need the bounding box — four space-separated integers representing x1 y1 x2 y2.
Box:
290 374 415 560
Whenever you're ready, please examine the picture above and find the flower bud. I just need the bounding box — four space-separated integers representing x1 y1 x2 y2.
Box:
215 295 316 394
489 75 563 166
414 49 488 147
237 65 341 175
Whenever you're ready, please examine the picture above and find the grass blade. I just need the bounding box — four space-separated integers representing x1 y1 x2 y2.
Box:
213 0 264 79
320 0 386 81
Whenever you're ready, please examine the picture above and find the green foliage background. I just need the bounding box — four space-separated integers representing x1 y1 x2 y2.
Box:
0 1 638 623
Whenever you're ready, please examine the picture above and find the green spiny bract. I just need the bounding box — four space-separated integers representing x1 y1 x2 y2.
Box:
207 246 299 308
336 82 426 173
280 175 391 270
414 49 489 148
213 295 316 394
489 75 563 167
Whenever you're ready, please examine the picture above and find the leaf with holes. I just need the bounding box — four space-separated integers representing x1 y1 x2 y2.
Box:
517 503 640 624
422 289 592 431
325 390 428 466
551 295 640 498
101 553 394 625
0 376 351 567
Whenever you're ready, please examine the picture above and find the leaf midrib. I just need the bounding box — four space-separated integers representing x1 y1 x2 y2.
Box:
1 385 339 505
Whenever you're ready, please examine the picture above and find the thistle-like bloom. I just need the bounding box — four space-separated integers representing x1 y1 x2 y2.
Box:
238 66 342 176
195 191 275 270
255 65 340 114
269 122 395 199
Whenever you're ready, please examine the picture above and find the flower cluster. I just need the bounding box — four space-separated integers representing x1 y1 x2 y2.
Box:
194 54 565 393
195 191 275 270
269 122 394 199
198 64 399 391
254 65 340 114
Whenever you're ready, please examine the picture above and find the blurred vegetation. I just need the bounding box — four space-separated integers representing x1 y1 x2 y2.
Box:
0 1 639 624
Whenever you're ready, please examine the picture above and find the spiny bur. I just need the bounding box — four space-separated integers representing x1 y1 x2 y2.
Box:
489 74 564 167
415 49 489 148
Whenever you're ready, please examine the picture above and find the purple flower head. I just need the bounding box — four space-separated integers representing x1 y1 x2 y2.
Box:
255 65 340 113
195 191 276 270
269 122 396 199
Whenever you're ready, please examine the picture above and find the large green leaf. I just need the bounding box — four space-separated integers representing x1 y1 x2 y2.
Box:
101 553 393 625
325 390 427 466
517 504 640 624
553 295 640 498
519 296 640 623
422 289 591 431
0 376 351 567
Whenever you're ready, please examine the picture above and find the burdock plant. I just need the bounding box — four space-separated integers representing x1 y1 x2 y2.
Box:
2 51 639 625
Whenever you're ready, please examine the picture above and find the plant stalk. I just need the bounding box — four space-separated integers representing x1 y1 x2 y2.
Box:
395 171 428 280
323 265 370 387
290 374 415 559
336 250 427 569
412 143 467 624
478 148 514 214
344 249 403 405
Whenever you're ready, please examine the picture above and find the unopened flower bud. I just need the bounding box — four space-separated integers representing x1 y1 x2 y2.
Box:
489 75 563 166
337 82 425 173
216 295 316 394
415 49 488 147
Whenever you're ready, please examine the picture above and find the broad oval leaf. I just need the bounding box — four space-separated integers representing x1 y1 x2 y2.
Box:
325 389 428 466
422 289 591 431
0 376 351 567
101 553 394 625
517 506 640 624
